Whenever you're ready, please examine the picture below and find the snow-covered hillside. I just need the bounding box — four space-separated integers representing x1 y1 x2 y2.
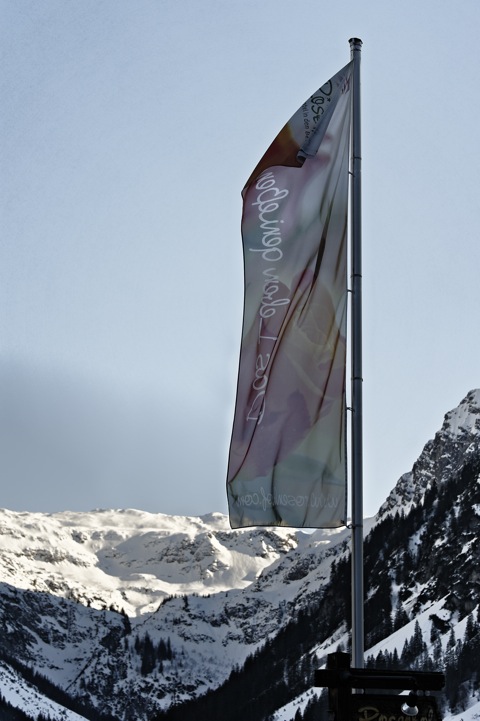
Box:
0 508 347 719
0 508 301 615
0 661 88 721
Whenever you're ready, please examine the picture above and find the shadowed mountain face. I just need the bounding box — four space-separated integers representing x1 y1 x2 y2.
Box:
0 390 479 721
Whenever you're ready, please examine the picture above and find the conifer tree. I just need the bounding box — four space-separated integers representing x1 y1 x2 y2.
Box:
393 598 409 630
464 612 476 642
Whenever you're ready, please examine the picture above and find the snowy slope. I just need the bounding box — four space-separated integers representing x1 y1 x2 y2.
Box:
0 661 88 720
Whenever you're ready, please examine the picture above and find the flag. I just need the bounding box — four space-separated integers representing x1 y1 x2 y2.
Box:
227 62 353 529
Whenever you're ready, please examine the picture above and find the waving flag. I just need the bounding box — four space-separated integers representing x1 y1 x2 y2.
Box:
227 62 353 528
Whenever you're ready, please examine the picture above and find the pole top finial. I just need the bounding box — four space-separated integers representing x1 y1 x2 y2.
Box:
349 38 363 49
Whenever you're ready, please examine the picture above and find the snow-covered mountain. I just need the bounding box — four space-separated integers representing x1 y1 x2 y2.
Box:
0 508 347 719
1 390 480 721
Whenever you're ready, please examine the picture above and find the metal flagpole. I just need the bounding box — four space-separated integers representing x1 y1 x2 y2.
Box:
349 37 364 669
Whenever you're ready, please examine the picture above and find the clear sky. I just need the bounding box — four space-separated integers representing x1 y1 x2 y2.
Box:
1 0 480 520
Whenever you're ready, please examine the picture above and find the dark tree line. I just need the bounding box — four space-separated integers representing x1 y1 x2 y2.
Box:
365 608 480 716
0 650 120 721
133 632 174 676
286 607 480 721
0 693 53 721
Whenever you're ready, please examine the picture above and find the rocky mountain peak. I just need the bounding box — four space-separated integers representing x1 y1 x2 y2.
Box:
378 389 480 519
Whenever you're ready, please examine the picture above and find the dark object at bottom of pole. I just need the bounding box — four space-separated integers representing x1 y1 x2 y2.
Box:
314 652 445 721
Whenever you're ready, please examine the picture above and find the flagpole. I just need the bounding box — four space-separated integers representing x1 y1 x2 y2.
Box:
349 36 364 669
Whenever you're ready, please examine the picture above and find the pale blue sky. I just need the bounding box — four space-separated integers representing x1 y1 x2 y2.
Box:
1 0 480 519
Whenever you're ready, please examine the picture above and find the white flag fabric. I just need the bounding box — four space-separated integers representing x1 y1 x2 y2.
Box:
227 63 353 529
